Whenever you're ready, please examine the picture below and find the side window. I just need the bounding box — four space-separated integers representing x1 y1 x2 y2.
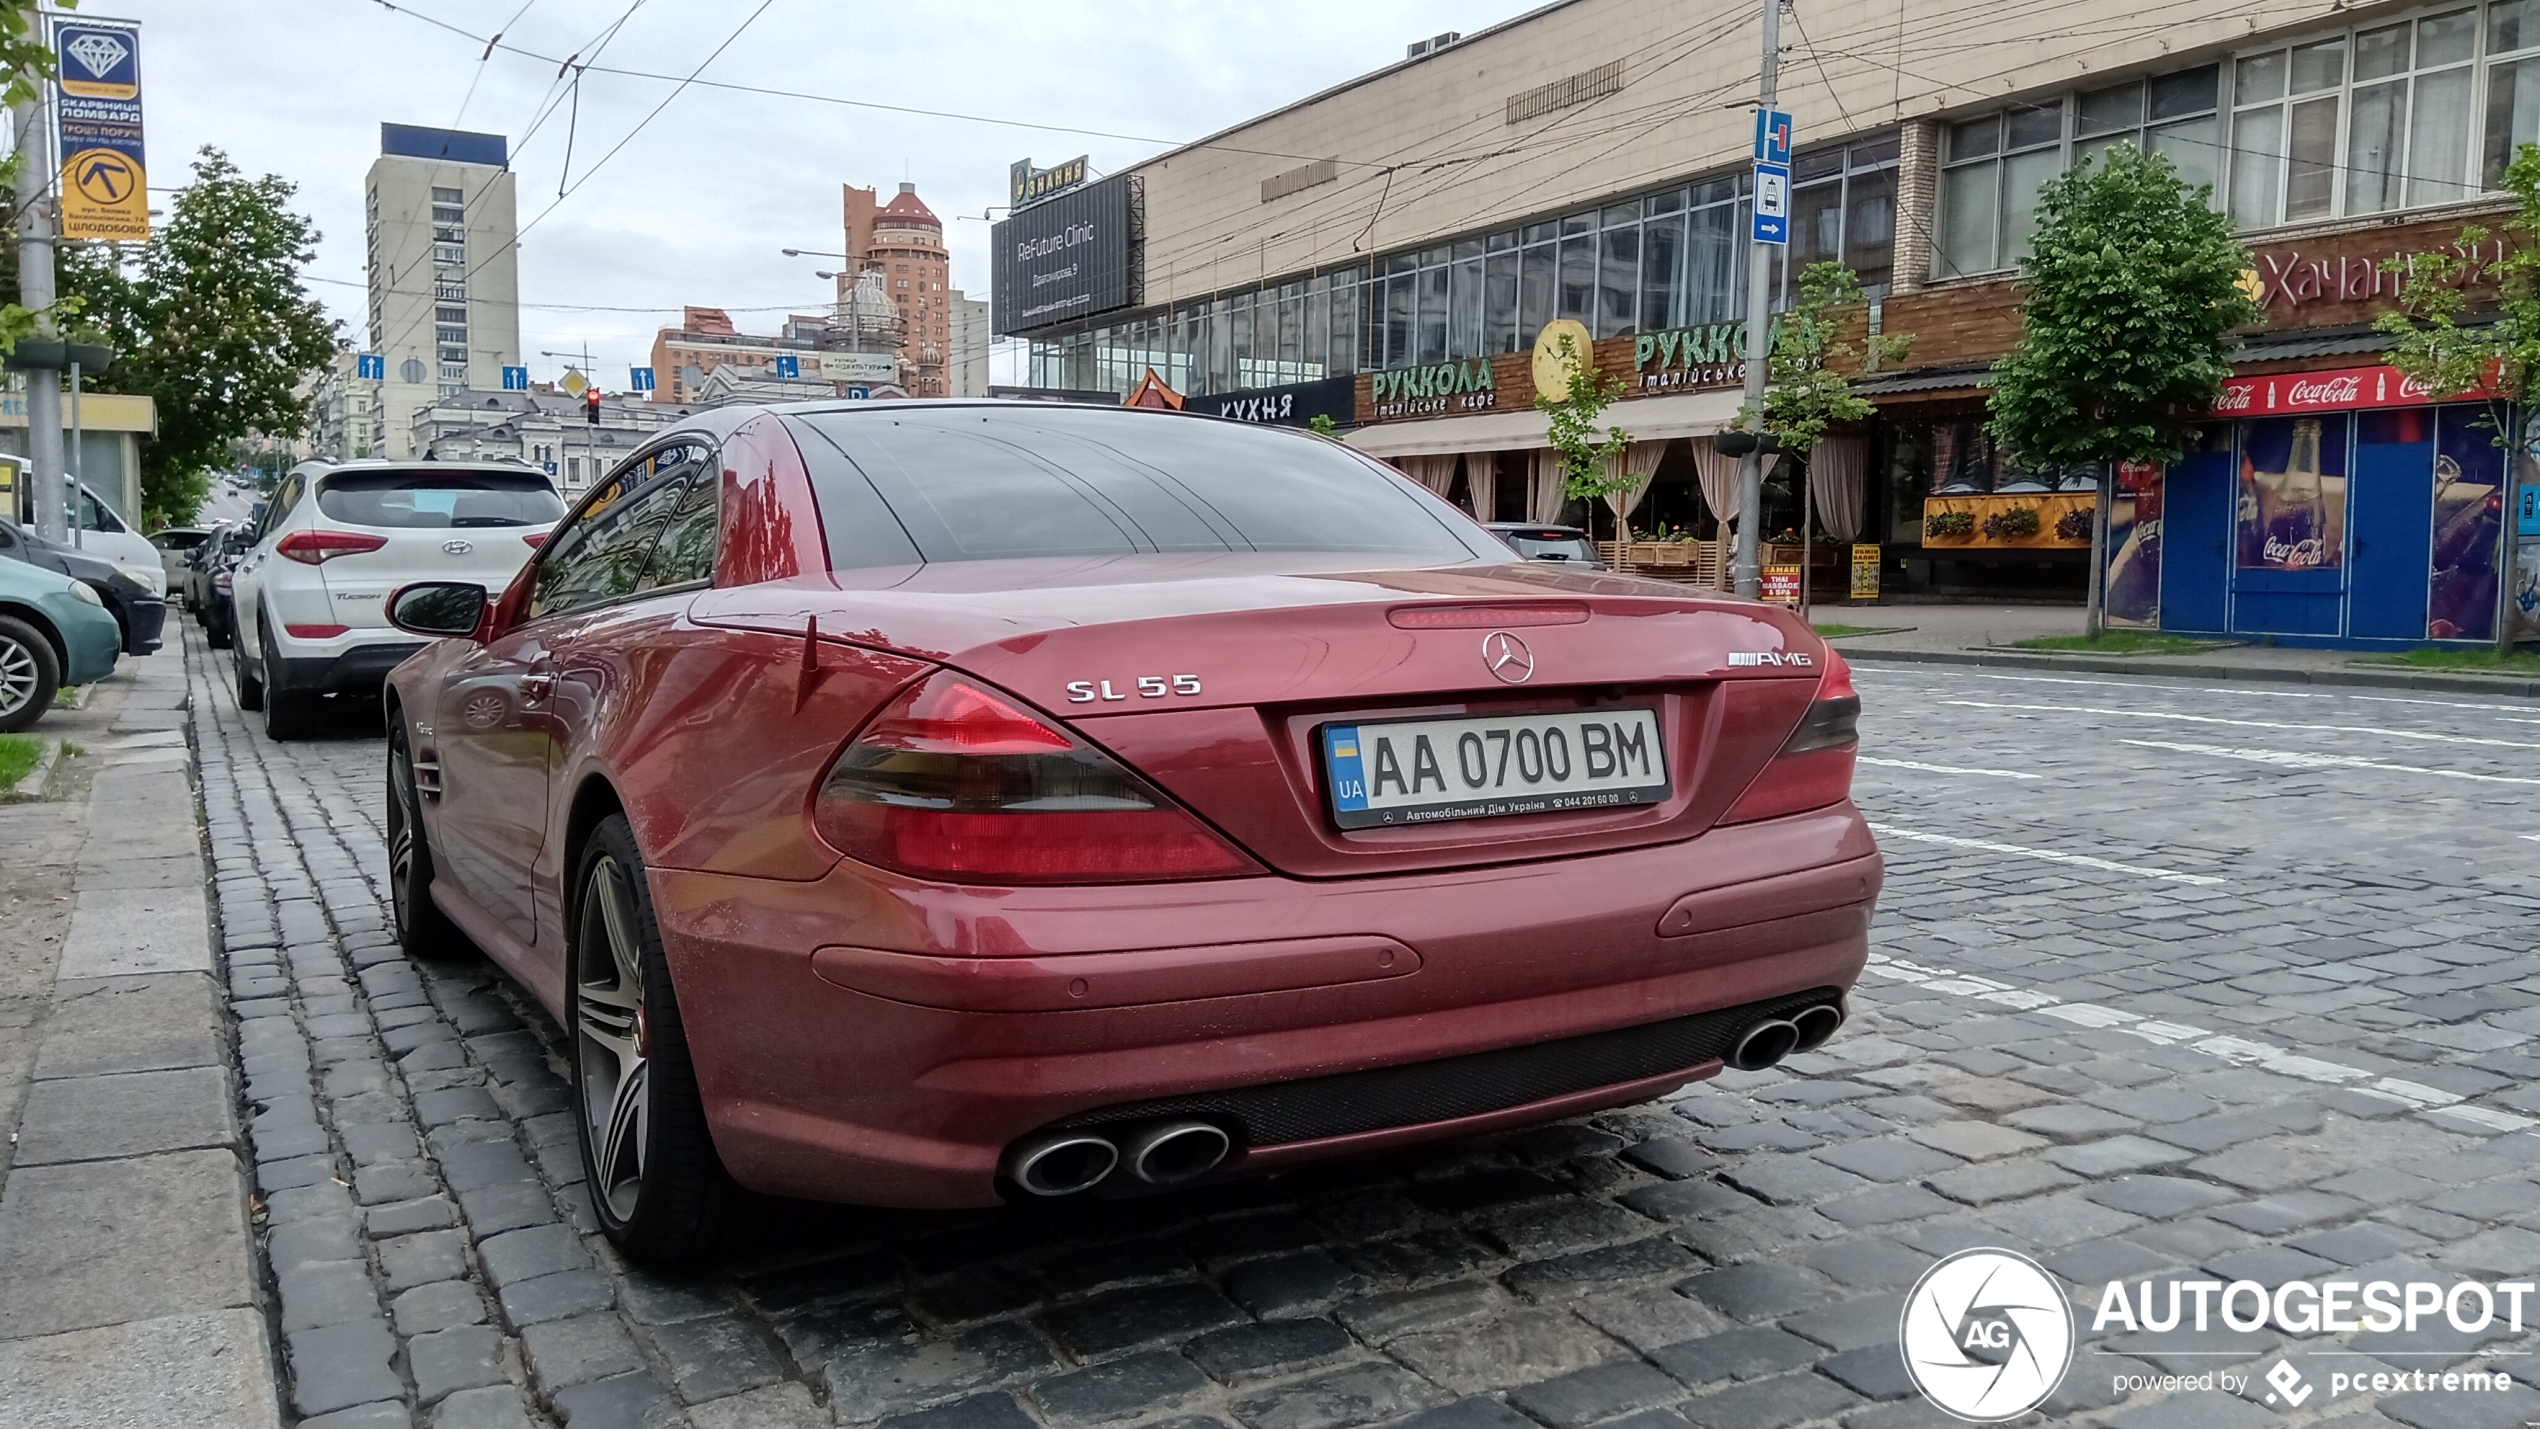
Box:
258 476 304 543
635 468 719 592
526 445 709 621
0 523 20 556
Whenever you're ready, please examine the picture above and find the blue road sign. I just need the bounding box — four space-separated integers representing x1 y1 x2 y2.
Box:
774 354 800 379
629 366 656 392
2521 481 2540 536
1751 162 1791 245
1754 109 1793 166
501 365 530 390
543 461 558 476
845 385 871 400
356 353 384 381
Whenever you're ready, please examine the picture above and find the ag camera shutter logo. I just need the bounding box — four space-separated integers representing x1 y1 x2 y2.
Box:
1900 1248 2074 1421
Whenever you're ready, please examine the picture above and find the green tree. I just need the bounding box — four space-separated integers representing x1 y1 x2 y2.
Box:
2374 143 2540 442
1740 261 1910 453
1534 331 1632 508
59 147 337 525
1987 143 2259 632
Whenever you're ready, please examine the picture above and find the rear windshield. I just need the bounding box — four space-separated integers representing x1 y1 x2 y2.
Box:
317 469 565 529
1503 533 1601 564
787 407 1487 570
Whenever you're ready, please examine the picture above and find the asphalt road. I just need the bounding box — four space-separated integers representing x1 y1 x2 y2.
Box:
189 624 2540 1429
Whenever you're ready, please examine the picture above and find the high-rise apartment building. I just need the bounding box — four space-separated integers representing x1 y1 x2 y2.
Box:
365 124 521 458
947 289 992 397
842 182 948 396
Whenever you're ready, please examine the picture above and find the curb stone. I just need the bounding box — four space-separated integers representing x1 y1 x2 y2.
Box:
1833 643 2540 695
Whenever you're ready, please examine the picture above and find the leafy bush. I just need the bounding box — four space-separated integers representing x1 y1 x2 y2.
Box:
2055 508 2095 541
1925 510 1975 538
1982 507 2042 540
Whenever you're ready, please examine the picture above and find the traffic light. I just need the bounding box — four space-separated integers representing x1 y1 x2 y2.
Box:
583 388 601 425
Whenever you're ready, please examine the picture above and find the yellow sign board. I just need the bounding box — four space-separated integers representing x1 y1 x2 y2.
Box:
1850 544 1881 600
1531 318 1594 400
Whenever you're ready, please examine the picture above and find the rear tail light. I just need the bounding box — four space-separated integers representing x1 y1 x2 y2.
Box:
522 532 549 549
277 530 389 564
285 623 351 639
1721 647 1860 825
812 673 1259 884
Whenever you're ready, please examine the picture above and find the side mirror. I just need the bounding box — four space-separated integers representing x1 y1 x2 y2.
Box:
388 582 489 639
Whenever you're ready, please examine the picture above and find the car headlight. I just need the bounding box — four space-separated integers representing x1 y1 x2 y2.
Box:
68 580 105 607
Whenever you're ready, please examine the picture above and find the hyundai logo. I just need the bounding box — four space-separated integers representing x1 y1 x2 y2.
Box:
1481 631 1535 684
442 539 474 555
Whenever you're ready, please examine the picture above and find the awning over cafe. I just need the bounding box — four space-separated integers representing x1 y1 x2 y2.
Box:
1342 388 1744 458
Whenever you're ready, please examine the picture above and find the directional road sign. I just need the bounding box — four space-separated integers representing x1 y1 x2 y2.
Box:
1752 162 1790 245
774 354 800 379
629 366 656 392
501 365 530 391
355 353 385 381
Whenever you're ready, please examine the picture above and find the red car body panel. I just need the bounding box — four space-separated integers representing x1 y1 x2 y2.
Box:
385 401 1881 1211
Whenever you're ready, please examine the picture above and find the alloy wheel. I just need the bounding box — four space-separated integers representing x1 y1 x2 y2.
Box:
0 637 34 718
576 855 650 1223
387 738 419 934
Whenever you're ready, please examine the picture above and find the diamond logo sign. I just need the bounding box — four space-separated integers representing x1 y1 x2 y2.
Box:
64 31 127 79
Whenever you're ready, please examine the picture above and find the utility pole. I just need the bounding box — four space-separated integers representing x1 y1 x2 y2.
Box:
1732 0 1783 600
11 97 64 543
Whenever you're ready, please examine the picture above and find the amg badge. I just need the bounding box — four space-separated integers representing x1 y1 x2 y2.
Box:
1727 651 1814 668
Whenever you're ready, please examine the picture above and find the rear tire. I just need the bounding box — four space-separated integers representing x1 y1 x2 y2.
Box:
0 615 61 734
386 721 470 960
259 620 314 740
570 814 735 1267
232 620 263 710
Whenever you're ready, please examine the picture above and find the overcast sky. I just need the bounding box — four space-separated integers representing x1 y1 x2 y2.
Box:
110 0 1524 388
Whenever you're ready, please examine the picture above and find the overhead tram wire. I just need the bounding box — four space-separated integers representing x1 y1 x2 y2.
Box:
368 0 778 374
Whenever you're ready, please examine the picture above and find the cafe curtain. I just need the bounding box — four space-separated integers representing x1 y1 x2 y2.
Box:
1528 449 1568 523
1465 455 1494 521
1807 435 1870 543
1605 440 1669 527
1690 437 1741 588
1400 453 1459 499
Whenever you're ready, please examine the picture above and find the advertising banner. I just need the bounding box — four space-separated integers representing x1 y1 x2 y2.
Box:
2429 407 2504 640
2105 460 2162 627
51 18 148 241
991 174 1135 335
2238 414 2347 571
1187 375 1356 428
2216 364 2448 417
1760 565 1800 605
1849 544 1880 600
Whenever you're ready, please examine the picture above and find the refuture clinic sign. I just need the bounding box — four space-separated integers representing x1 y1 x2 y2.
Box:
992 174 1135 336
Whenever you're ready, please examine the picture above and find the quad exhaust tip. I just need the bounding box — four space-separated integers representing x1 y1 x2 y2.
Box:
1123 1120 1232 1186
1728 1001 1846 1071
1004 1132 1119 1197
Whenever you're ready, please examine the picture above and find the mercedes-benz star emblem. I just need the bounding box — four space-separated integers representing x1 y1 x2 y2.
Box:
442 539 475 555
1481 631 1535 684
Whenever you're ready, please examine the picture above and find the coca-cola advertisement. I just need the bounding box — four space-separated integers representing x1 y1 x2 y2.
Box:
2237 415 2347 571
2216 364 2442 417
2429 408 2504 641
2103 458 2164 628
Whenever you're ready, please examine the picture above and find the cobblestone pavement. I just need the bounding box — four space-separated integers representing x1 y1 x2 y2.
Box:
188 622 2540 1429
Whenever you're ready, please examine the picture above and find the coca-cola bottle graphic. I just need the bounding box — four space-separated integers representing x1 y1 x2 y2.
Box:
2265 419 2326 568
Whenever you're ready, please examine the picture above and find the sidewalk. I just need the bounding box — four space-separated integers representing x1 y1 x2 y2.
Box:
0 647 280 1428
1819 601 2540 696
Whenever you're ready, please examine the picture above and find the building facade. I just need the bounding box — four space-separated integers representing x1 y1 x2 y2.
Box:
364 124 521 460
648 293 903 406
409 389 690 495
308 351 379 462
843 183 951 396
947 289 992 397
995 0 2539 646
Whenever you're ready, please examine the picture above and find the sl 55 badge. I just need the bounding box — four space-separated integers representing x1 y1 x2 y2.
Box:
1068 674 1203 703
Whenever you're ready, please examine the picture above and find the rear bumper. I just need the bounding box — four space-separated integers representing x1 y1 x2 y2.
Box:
647 802 1880 1208
273 640 427 696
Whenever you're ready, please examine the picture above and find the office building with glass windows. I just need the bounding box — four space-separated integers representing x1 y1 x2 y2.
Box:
364 124 523 460
995 0 2539 639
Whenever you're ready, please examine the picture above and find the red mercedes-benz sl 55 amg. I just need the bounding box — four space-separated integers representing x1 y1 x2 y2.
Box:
380 400 1880 1264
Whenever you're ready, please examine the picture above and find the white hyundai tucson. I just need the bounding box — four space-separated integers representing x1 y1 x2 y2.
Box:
232 460 562 739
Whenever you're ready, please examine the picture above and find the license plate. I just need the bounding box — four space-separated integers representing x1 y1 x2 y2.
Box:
1320 708 1669 828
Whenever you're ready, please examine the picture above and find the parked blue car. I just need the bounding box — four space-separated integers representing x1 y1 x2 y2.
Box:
0 556 121 732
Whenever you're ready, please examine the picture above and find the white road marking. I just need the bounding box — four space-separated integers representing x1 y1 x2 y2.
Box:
1856 756 2042 780
1863 671 2323 698
2120 738 2540 787
1866 823 2228 885
1943 699 2540 750
2351 694 2540 714
1861 953 2540 1138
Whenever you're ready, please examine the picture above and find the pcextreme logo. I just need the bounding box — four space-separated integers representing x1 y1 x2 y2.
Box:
1899 1248 2075 1422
